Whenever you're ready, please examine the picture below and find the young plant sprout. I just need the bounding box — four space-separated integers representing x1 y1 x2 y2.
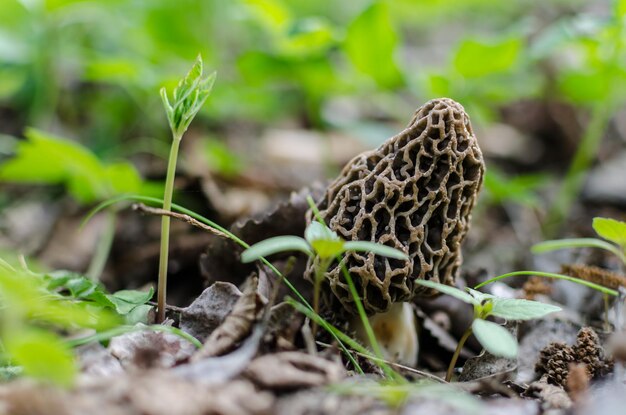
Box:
413 279 561 382
157 56 216 322
241 196 409 368
472 218 625 309
533 217 626 266
241 210 408 318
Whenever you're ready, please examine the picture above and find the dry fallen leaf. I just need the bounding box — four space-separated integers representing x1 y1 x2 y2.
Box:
192 276 264 360
180 282 243 342
245 351 346 389
109 327 196 370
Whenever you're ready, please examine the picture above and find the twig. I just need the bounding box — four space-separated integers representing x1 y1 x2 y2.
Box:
132 203 231 239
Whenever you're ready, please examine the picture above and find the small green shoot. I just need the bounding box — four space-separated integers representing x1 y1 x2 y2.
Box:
533 217 626 265
88 193 365 372
474 270 619 297
529 216 626 328
414 279 561 381
242 195 407 378
241 200 407 326
157 55 216 322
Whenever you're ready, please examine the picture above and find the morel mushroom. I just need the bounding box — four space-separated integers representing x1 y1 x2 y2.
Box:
306 98 484 364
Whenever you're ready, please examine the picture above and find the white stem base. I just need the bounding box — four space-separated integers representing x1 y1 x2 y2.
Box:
352 302 419 367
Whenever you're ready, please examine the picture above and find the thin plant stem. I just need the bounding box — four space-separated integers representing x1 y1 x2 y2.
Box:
338 258 402 382
66 324 202 349
157 134 182 322
446 326 473 382
87 194 364 372
604 293 611 332
86 209 116 281
312 257 331 336
533 238 626 264
474 270 619 297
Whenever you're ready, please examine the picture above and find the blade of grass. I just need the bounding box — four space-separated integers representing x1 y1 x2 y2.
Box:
337 258 404 382
532 238 626 264
474 270 619 296
66 324 203 349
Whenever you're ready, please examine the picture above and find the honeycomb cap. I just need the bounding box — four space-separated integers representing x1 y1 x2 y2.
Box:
305 98 485 315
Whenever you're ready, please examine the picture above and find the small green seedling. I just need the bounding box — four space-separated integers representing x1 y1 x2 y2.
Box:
157 56 216 322
241 198 407 325
533 217 626 266
474 217 625 302
414 279 561 382
242 196 407 379
531 216 626 328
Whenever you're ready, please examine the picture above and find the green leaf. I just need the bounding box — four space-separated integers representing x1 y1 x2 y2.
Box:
592 217 626 248
483 169 549 207
106 288 154 315
0 129 143 204
0 129 107 203
303 222 345 258
161 55 216 138
5 328 77 387
305 221 340 244
532 237 626 263
474 270 619 297
489 298 561 320
310 239 346 259
343 241 408 260
241 236 313 263
558 70 609 104
471 319 518 359
123 304 154 325
111 288 154 305
344 1 403 88
453 37 522 78
279 17 336 56
413 280 476 304
466 288 494 304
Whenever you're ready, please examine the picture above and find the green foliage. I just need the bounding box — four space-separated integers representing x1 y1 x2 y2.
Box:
0 257 163 386
483 169 550 208
592 217 626 249
532 217 626 265
453 37 522 78
241 218 408 262
475 270 619 297
414 279 559 379
0 129 153 204
161 55 216 139
203 139 244 178
344 1 403 88
4 328 77 387
44 271 154 325
471 319 517 359
0 262 122 386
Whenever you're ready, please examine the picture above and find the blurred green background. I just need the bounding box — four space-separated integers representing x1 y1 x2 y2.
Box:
0 0 624 222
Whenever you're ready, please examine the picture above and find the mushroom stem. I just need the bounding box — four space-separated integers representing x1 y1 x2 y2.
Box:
353 302 419 367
